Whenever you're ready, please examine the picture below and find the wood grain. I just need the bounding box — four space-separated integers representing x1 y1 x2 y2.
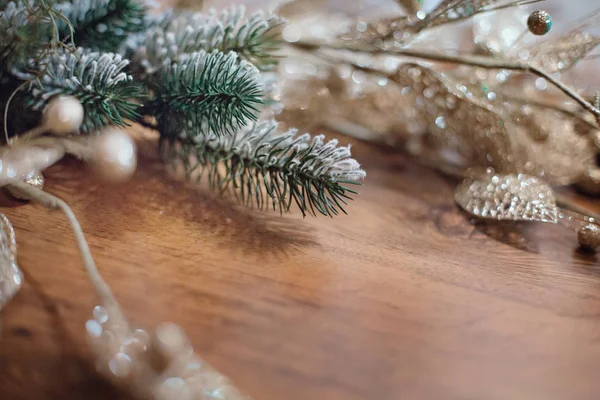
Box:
1 128 600 400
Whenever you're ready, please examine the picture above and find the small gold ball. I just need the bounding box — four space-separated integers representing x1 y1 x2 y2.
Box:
577 224 600 250
7 171 45 201
527 10 552 36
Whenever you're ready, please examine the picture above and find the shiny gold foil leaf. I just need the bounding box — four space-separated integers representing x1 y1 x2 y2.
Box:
340 15 413 43
531 31 600 74
509 105 597 186
392 63 514 172
530 8 600 73
455 171 558 223
424 0 497 28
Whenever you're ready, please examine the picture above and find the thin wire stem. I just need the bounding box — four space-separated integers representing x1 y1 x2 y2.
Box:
556 193 600 222
6 181 126 321
3 81 31 146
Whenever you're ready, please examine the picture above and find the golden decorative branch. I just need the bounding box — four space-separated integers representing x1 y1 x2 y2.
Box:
292 40 600 124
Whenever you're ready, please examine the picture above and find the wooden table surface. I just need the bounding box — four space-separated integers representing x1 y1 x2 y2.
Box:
1 128 600 400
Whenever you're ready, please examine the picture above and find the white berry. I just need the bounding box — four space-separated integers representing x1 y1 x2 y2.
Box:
90 128 137 183
43 96 85 135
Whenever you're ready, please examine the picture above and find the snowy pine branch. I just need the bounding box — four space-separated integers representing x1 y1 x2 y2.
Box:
132 6 283 75
146 50 263 138
0 2 47 74
21 48 143 132
0 1 366 216
57 0 146 52
162 120 365 217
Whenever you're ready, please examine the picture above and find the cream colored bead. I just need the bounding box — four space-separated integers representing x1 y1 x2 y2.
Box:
43 96 84 135
90 128 137 183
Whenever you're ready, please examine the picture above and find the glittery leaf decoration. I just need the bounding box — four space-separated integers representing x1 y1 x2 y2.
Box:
417 0 544 32
343 0 534 43
455 171 558 223
391 63 514 172
507 104 597 185
0 214 22 311
344 0 497 42
340 15 412 43
530 8 600 73
531 31 600 73
423 0 497 28
470 5 528 57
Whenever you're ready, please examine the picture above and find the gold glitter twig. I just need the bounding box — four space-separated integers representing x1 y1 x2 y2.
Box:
293 41 600 123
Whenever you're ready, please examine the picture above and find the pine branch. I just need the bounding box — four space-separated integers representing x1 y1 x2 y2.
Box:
57 0 146 52
132 6 283 75
146 50 263 138
20 48 144 132
161 120 365 217
0 2 49 74
119 6 168 56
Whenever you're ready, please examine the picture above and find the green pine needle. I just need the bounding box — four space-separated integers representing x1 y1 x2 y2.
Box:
161 120 365 217
21 48 144 132
132 5 283 75
57 0 146 52
147 50 263 138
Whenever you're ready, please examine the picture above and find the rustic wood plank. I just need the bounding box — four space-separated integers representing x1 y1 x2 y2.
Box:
1 128 600 400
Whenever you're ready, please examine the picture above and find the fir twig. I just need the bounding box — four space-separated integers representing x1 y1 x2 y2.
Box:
0 1 79 141
22 0 76 47
57 0 146 52
0 2 48 73
147 50 263 138
161 120 365 217
20 48 144 132
132 5 283 74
